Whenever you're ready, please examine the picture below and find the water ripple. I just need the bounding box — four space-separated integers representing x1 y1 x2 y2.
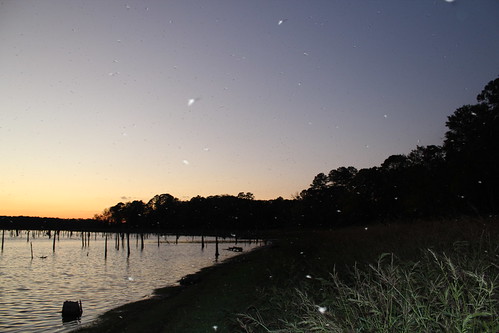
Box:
0 231 260 332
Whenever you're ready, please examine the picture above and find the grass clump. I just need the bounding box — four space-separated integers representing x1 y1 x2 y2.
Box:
238 238 499 332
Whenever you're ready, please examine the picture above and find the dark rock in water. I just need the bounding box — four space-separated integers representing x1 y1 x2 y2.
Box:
62 300 82 321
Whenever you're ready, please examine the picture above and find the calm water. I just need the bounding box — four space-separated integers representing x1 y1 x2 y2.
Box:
0 230 260 332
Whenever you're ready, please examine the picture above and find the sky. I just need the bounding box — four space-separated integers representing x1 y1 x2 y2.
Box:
1 0 498 218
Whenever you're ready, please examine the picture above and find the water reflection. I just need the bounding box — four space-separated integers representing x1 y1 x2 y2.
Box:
0 230 262 332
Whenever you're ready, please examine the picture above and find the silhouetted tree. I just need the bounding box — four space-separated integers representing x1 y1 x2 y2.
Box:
237 192 255 200
122 200 146 228
310 173 329 191
477 77 499 109
444 77 499 213
146 193 179 228
381 154 410 171
328 166 357 188
108 202 126 224
407 145 445 169
444 77 499 157
444 103 492 155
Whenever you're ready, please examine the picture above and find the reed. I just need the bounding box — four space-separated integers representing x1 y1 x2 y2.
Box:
237 220 499 333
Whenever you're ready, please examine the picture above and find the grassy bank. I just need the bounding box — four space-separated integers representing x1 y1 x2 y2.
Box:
75 217 498 332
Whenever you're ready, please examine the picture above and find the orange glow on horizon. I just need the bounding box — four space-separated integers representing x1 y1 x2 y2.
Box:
0 186 297 219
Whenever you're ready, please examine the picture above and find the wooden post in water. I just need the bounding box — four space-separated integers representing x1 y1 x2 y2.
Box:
215 236 219 260
81 232 84 248
27 230 30 243
2 229 5 252
126 233 130 258
157 233 160 247
201 235 205 250
140 233 144 251
30 242 34 259
53 231 56 252
104 234 108 260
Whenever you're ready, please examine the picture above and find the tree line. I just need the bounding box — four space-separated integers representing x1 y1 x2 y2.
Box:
0 216 99 231
93 192 298 232
90 77 498 231
4 77 497 232
298 77 499 227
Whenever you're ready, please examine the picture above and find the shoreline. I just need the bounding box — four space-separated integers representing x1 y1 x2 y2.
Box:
73 218 499 332
73 241 275 332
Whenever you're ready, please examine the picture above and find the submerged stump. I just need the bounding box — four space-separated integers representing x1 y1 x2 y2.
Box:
61 300 83 321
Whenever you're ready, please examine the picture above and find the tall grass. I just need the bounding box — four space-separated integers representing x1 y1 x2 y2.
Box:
238 226 499 332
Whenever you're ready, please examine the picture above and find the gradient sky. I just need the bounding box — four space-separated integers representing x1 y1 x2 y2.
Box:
1 0 498 218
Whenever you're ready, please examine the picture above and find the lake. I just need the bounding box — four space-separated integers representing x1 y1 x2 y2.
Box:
0 230 260 332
